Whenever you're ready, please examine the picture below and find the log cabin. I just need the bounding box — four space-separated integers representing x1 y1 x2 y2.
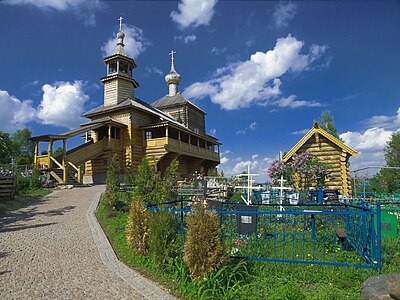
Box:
32 22 221 185
282 122 358 196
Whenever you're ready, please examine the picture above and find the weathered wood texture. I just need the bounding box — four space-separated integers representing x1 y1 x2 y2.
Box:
104 79 134 107
0 176 16 199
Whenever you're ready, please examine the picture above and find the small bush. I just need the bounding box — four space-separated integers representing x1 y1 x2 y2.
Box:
104 154 120 213
30 167 41 190
17 176 30 192
126 195 148 255
183 202 225 280
148 210 178 267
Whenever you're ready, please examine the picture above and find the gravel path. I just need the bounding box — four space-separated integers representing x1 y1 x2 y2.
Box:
0 186 175 300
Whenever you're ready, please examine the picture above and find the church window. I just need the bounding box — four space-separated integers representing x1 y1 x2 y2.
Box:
146 131 152 140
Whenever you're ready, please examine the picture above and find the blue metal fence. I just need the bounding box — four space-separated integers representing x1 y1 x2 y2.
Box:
148 200 381 269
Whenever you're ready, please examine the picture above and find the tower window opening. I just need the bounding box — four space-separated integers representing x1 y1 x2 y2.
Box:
109 62 117 74
120 62 128 74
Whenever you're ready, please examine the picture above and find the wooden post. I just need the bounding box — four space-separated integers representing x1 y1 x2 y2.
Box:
189 135 191 151
77 166 81 184
34 142 38 166
108 125 111 149
62 139 67 184
178 131 181 149
48 139 53 168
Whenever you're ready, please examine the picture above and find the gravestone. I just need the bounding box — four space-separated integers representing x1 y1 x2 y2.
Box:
236 204 257 234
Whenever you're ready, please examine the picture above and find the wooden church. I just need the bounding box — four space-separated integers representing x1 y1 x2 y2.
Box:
32 20 221 184
282 122 358 196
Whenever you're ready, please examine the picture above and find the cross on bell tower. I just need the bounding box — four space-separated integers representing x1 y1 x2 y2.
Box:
101 17 139 107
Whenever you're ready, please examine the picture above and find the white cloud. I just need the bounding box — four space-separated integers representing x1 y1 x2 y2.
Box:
145 66 163 76
271 95 321 108
291 128 309 135
236 122 257 135
340 127 393 152
364 107 400 129
174 34 197 44
211 47 227 55
183 34 326 110
171 0 218 28
209 128 217 136
220 157 229 164
273 1 297 28
37 81 89 129
340 118 399 174
102 24 148 59
0 90 36 133
4 0 103 26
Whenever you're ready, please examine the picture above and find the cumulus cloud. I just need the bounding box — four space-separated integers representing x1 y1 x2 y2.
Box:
341 127 393 152
102 24 148 59
171 0 218 28
220 157 229 164
340 106 400 173
3 0 103 26
174 34 197 44
217 151 276 182
364 107 400 129
37 81 89 129
0 90 36 132
183 34 327 110
273 1 297 28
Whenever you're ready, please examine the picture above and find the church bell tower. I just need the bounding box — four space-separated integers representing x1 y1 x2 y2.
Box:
101 17 139 107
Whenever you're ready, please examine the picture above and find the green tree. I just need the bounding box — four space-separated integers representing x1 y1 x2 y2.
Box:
52 147 64 158
159 159 179 202
373 132 400 193
148 210 177 267
13 128 35 163
126 194 149 255
0 132 13 164
319 111 340 139
104 154 120 212
133 157 155 203
183 202 225 280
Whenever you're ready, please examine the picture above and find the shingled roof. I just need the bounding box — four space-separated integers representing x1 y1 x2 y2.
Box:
152 93 206 114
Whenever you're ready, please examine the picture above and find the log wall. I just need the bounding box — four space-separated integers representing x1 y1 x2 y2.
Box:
289 135 353 196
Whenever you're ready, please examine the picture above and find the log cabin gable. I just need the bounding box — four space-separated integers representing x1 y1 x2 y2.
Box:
283 122 358 163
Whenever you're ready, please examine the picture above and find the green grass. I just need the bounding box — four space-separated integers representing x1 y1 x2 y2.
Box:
96 195 398 300
0 188 52 217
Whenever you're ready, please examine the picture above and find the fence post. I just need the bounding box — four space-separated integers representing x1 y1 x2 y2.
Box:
376 203 382 270
361 201 368 257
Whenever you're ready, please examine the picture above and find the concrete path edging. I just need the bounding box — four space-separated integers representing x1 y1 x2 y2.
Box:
86 191 176 300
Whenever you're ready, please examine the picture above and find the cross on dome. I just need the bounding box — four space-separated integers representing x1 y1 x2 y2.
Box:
118 16 123 31
169 50 176 70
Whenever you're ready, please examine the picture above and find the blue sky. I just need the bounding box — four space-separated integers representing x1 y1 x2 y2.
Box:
0 0 399 181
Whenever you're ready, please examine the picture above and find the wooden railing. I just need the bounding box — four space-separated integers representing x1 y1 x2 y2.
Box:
145 137 219 161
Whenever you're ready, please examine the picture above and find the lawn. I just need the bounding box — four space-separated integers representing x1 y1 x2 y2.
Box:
96 195 399 300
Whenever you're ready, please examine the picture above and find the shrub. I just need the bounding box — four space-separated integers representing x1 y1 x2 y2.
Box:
30 166 41 190
17 176 30 192
104 154 120 212
148 210 178 267
183 202 225 280
126 195 148 255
